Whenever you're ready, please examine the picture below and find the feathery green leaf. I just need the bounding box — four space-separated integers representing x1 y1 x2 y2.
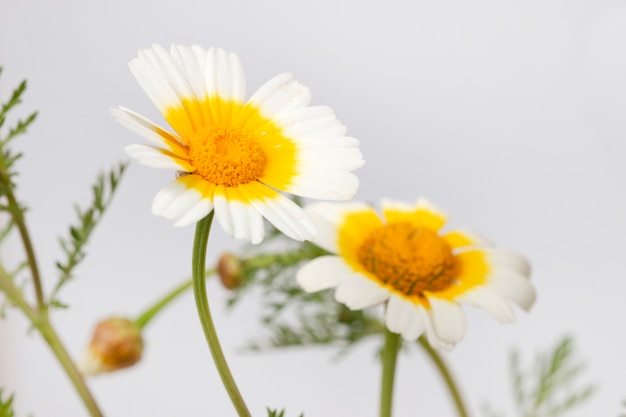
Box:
266 408 303 417
225 238 383 354
0 389 15 417
494 336 595 417
50 161 128 307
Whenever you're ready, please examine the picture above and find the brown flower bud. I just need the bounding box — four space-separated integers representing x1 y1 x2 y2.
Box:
217 252 243 290
79 317 143 376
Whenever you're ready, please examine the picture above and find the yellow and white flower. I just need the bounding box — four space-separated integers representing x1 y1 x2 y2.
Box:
297 199 536 350
114 44 363 243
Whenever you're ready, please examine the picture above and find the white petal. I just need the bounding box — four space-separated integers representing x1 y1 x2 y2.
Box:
275 107 364 198
129 54 185 116
385 295 426 341
213 186 265 244
385 296 413 333
280 106 348 138
297 142 364 171
286 170 360 200
486 249 531 278
140 44 212 131
297 136 360 153
204 47 246 101
305 202 376 253
139 44 196 103
457 287 516 323
420 308 454 351
241 202 265 244
335 275 389 310
239 182 317 241
111 107 187 153
213 187 234 237
248 73 311 120
297 256 352 292
170 45 209 101
124 144 190 170
152 177 213 227
304 204 342 253
487 269 537 311
173 199 214 227
428 297 467 345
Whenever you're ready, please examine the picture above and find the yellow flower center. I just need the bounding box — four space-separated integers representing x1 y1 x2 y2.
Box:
188 127 267 187
357 222 456 296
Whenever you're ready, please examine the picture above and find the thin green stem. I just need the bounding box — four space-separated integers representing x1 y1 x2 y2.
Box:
38 319 103 417
0 269 103 417
418 336 470 417
241 242 326 271
0 95 100 415
0 269 36 322
192 212 251 417
134 268 216 330
0 169 45 312
380 329 402 417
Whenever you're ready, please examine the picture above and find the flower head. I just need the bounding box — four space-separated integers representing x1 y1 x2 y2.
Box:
114 44 363 243
79 317 144 376
296 199 536 350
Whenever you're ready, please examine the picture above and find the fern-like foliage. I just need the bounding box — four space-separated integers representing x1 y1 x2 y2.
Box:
50 161 128 308
0 389 16 417
485 336 594 417
0 67 37 187
226 238 383 353
0 68 37 315
0 66 36 210
266 408 303 417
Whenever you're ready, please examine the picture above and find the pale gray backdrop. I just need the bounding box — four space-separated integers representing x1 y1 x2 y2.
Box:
1 0 625 416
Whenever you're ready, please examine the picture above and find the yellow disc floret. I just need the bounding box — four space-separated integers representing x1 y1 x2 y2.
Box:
357 222 456 296
188 126 267 187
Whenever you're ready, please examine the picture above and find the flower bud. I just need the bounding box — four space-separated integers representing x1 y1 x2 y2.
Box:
79 317 143 376
217 252 243 290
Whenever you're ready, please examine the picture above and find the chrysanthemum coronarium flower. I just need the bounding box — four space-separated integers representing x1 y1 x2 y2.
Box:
296 199 536 350
79 317 144 376
113 44 363 243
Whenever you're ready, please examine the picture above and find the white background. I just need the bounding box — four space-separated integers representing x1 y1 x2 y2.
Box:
1 0 626 416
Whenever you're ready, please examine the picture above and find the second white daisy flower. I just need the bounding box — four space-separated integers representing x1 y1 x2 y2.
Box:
115 44 364 243
297 199 536 350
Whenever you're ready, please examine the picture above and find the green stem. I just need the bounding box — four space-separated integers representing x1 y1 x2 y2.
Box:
38 319 103 417
380 329 402 417
241 242 326 271
0 169 102 416
0 270 103 417
418 336 470 417
0 269 37 322
192 212 251 417
0 169 45 312
134 268 216 330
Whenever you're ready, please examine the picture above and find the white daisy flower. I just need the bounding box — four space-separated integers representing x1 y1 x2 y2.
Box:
114 44 364 243
297 199 536 350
